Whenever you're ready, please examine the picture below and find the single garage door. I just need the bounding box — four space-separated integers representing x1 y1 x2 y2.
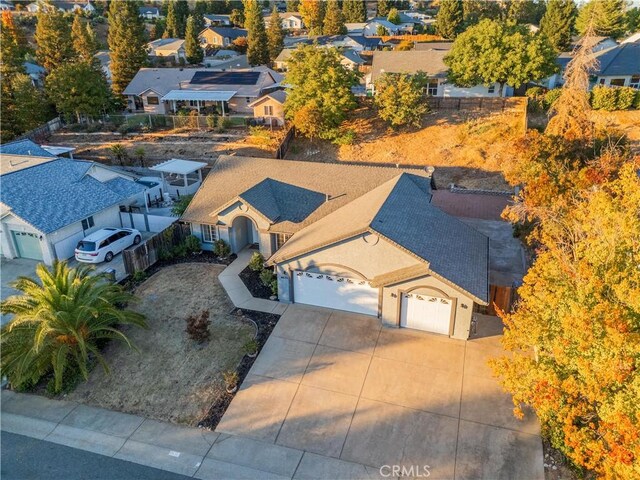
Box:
11 231 43 261
400 293 453 335
293 271 378 316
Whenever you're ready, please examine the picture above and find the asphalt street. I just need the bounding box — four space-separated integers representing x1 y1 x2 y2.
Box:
1 432 191 480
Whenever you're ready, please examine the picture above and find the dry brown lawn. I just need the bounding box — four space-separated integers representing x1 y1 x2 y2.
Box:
67 264 254 426
285 103 526 191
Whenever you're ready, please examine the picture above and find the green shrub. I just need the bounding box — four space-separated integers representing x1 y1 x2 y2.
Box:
171 195 193 216
158 247 174 261
184 235 202 254
248 252 265 271
525 86 545 113
269 279 278 296
243 339 259 355
117 123 131 135
633 91 640 109
332 129 356 145
590 85 619 111
86 122 102 133
543 89 562 110
259 268 275 287
172 243 188 258
206 114 217 129
214 239 231 257
46 362 84 396
132 270 148 282
216 116 231 132
616 87 637 110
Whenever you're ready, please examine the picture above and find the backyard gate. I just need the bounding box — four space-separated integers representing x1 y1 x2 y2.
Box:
123 223 191 275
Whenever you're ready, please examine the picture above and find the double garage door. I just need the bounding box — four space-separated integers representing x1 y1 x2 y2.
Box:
400 292 453 335
292 271 378 317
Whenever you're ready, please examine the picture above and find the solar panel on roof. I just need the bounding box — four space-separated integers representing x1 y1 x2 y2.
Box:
189 71 260 85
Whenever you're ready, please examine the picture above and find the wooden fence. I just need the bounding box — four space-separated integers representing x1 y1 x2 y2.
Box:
122 223 190 275
427 97 527 113
274 125 295 159
487 285 518 316
16 117 63 142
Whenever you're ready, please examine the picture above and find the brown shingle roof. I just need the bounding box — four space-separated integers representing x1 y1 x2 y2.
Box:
370 50 449 84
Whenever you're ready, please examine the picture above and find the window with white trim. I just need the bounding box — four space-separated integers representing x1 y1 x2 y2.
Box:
630 75 640 89
487 84 495 94
264 105 274 115
274 233 291 250
201 224 216 243
426 79 438 96
81 216 95 231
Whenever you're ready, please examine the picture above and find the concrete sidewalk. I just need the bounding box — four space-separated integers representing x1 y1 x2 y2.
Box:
218 249 289 315
1 390 385 479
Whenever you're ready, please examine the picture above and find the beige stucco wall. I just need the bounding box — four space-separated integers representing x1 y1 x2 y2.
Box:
252 98 285 125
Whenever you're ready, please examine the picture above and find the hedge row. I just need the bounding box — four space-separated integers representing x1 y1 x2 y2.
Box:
527 85 640 112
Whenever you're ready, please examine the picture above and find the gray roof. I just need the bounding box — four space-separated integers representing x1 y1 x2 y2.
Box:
414 42 453 51
270 173 489 303
1 159 145 234
139 6 159 14
238 178 326 223
0 139 55 157
181 155 433 234
205 27 248 40
341 49 364 64
370 50 448 83
594 42 640 76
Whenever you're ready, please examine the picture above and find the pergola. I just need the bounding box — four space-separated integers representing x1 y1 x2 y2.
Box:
160 90 236 115
150 158 208 198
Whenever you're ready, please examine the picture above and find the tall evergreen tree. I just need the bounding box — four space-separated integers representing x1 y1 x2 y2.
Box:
342 0 366 23
377 0 390 17
1 11 27 57
286 0 300 12
243 0 269 65
387 7 401 25
435 0 464 39
576 0 626 39
267 5 285 61
174 0 190 37
323 0 347 35
193 1 207 32
71 15 98 64
35 5 75 72
184 15 203 64
299 0 324 35
1 12 28 141
107 1 148 98
540 0 576 52
165 1 179 37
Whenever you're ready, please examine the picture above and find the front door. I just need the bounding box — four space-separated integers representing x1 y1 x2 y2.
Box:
12 231 43 261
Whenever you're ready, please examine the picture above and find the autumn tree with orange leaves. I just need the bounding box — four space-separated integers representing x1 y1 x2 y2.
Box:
491 28 640 479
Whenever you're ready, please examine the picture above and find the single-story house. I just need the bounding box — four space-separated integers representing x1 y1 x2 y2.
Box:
592 41 640 88
199 26 247 48
0 1 14 11
248 90 286 126
345 22 366 35
274 47 363 71
181 155 488 340
32 0 95 14
203 53 250 69
367 50 512 97
363 18 412 37
23 62 45 87
203 14 232 27
147 38 186 62
263 11 304 30
0 140 150 265
123 66 283 114
139 6 161 19
414 42 453 52
622 32 640 44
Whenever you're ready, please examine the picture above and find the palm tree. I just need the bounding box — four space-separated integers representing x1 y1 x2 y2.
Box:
1 261 147 393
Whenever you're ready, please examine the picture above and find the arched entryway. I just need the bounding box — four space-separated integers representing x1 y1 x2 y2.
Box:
230 215 259 253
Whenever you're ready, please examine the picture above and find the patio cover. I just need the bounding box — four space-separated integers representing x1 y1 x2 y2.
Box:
160 90 236 102
150 159 208 175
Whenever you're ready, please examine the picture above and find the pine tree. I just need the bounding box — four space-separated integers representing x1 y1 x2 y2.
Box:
435 0 464 39
165 1 179 37
342 0 366 23
377 0 389 17
323 0 347 35
540 0 576 52
11 74 51 133
576 0 626 39
174 0 190 37
1 11 27 57
267 5 285 61
35 5 75 72
108 1 148 98
1 12 27 141
150 19 166 40
299 0 324 35
286 0 300 12
193 1 207 32
243 0 268 65
71 15 98 64
387 7 401 25
184 15 203 64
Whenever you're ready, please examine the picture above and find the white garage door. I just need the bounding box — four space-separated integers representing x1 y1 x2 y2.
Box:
293 271 378 316
400 293 453 335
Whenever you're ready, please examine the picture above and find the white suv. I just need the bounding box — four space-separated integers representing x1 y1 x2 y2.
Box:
75 228 142 264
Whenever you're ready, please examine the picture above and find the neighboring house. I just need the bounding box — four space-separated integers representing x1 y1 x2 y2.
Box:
0 1 14 11
622 32 640 44
23 62 45 87
95 50 111 83
181 155 488 340
199 26 248 48
263 11 304 30
203 14 232 27
26 2 39 12
248 90 286 126
123 66 283 114
33 0 96 14
274 47 363 71
147 38 186 62
414 42 453 52
345 22 366 35
367 50 511 97
363 18 413 36
139 6 161 19
203 53 250 69
0 140 149 265
592 41 640 88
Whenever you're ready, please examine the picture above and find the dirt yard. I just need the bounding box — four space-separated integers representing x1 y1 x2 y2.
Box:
67 264 254 426
285 103 526 191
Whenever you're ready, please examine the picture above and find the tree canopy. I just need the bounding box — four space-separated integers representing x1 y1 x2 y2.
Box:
35 5 75 72
435 0 464 40
243 0 268 65
71 15 98 64
387 8 401 25
267 5 285 61
342 0 366 23
184 15 203 64
445 19 557 96
299 0 324 35
374 72 429 128
576 0 626 39
108 0 148 97
539 0 577 52
284 45 360 139
323 0 347 35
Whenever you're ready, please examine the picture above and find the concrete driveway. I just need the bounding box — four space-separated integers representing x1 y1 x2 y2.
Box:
217 306 543 480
